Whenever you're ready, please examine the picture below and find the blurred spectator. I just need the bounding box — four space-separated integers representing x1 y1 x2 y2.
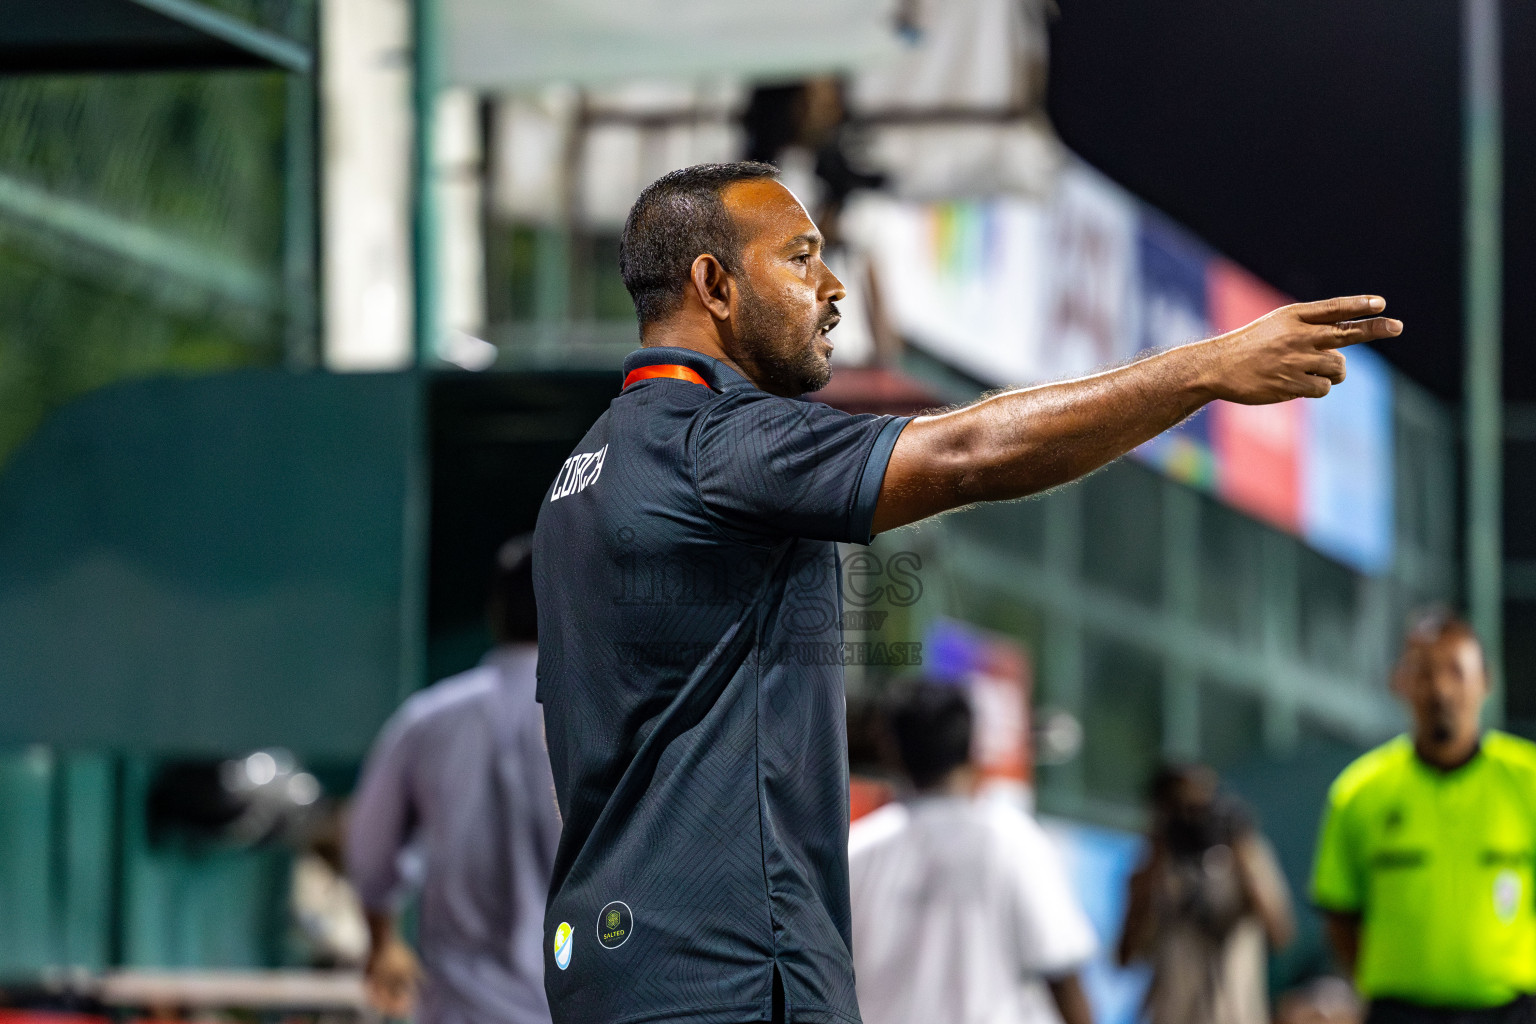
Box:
1118 763 1294 1024
1312 609 1536 1024
347 536 560 1024
848 682 1096 1024
846 692 903 820
291 802 369 968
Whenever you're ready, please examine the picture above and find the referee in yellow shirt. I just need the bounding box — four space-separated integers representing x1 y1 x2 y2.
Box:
1312 609 1536 1024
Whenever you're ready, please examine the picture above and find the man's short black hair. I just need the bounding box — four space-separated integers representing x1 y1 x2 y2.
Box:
1148 762 1214 808
489 534 537 643
619 161 781 327
1405 604 1479 648
889 682 973 791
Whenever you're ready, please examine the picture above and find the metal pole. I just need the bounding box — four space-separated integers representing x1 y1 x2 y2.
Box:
281 0 319 370
1463 0 1503 705
404 0 439 698
412 0 442 365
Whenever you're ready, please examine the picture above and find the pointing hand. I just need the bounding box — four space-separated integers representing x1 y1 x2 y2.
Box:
1200 295 1402 405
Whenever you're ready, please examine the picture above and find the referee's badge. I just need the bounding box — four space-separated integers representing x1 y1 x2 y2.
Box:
1494 870 1522 924
554 921 574 969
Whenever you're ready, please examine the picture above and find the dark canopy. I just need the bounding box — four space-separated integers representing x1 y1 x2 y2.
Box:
3 0 309 75
1047 0 1532 403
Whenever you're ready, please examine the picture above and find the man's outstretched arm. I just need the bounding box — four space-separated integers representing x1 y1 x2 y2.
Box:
872 295 1401 534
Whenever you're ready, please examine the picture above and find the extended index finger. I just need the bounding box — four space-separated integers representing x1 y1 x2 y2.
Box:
1320 316 1404 349
1293 295 1386 324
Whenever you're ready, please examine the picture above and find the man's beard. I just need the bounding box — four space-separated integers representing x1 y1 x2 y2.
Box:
1426 702 1457 745
735 282 835 396
1428 713 1456 745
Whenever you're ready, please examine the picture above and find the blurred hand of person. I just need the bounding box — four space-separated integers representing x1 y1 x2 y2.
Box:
1233 833 1297 950
365 933 421 1019
1200 295 1401 404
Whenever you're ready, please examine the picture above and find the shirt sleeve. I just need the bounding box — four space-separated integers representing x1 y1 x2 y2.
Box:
998 809 1098 977
692 392 910 544
1311 785 1363 914
345 709 420 912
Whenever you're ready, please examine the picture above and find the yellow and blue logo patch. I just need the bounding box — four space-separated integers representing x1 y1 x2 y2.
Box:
553 921 574 970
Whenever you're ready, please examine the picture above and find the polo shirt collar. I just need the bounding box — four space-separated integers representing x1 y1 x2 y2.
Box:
1413 735 1485 776
623 346 758 393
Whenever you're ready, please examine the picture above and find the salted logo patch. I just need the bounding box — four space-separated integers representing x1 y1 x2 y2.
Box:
597 901 633 949
553 921 574 969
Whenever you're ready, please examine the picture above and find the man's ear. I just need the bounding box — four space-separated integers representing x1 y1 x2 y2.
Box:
690 254 733 322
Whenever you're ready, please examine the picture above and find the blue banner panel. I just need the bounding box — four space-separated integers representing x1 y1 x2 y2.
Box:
1132 211 1216 486
1302 346 1395 574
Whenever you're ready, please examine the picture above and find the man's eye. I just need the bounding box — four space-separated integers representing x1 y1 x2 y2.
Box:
792 253 811 264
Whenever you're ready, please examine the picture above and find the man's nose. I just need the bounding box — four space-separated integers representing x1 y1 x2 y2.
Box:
1430 676 1461 703
821 264 846 303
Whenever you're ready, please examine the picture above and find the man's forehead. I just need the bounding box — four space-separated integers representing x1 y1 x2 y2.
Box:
722 178 818 245
1409 631 1484 667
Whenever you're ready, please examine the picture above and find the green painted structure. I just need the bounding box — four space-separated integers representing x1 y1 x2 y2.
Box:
0 371 423 756
0 371 422 970
0 748 290 971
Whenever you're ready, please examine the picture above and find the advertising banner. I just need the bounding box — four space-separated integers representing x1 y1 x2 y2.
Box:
1208 258 1305 533
1302 345 1394 574
1132 211 1217 487
846 157 1395 575
1041 161 1140 379
846 195 1047 385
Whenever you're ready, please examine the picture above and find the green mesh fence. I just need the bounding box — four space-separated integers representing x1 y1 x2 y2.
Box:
0 1 314 466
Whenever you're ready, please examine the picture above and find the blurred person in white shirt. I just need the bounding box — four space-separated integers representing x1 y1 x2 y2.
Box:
848 681 1097 1024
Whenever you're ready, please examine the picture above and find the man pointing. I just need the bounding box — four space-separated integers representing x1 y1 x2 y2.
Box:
533 161 1400 1024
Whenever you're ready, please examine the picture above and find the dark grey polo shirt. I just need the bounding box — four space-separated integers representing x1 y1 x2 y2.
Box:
533 347 909 1024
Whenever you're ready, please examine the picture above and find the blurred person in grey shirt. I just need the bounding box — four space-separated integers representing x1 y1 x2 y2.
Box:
849 682 1097 1024
347 537 560 1024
